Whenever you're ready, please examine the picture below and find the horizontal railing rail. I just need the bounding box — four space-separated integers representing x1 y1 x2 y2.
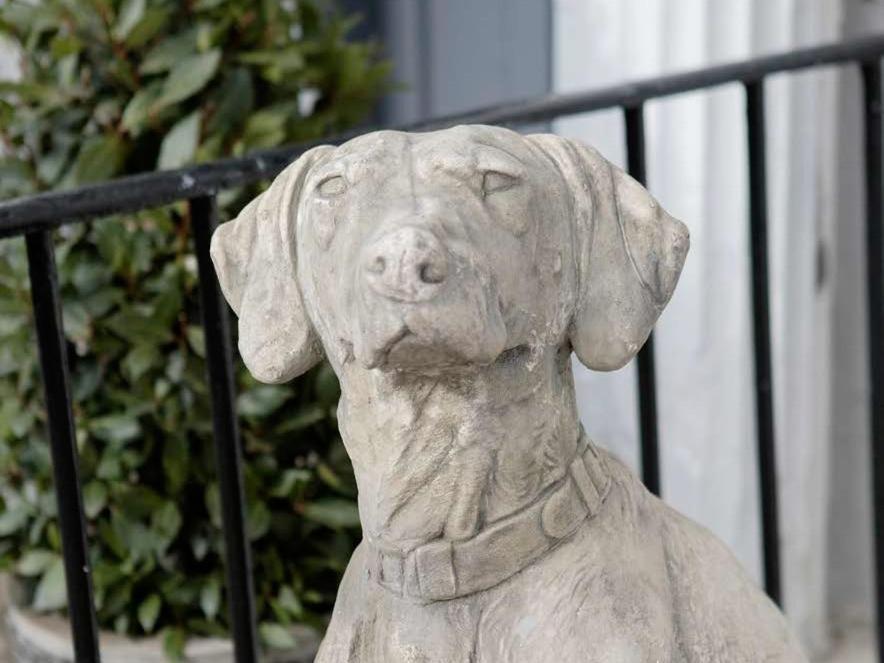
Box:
0 34 881 663
5 33 884 232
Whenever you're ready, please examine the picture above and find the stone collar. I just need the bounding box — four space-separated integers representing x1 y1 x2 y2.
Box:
363 434 611 602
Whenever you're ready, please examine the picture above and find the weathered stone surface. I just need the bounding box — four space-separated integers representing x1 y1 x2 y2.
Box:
211 125 807 662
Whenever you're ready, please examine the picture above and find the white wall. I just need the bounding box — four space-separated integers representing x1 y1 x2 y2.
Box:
553 0 846 656
828 0 884 637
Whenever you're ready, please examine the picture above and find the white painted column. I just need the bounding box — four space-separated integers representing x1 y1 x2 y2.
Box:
827 0 884 639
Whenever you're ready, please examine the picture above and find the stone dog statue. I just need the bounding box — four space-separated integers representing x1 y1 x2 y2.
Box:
210 125 807 662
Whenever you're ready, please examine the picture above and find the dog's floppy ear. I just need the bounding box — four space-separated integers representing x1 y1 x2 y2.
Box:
528 134 689 371
210 145 333 383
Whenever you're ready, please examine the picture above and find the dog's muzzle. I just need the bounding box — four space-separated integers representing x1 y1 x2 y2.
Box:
362 226 449 303
352 221 507 371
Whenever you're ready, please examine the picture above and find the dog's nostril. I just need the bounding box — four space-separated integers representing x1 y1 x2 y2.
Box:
418 260 446 284
363 226 449 300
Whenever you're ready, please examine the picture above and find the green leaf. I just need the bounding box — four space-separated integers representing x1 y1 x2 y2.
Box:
185 325 206 357
246 501 271 541
49 34 82 59
114 614 130 634
61 300 91 345
116 484 165 515
157 111 201 170
69 135 127 185
139 29 197 74
122 344 160 382
101 579 135 621
163 627 186 661
269 468 311 498
69 259 111 294
154 50 221 109
83 481 108 518
317 462 347 493
105 304 174 345
35 147 71 187
273 403 324 433
206 68 254 135
301 499 360 530
0 500 28 535
16 550 57 577
97 520 126 559
124 7 171 48
241 103 295 150
189 533 209 561
137 593 161 632
0 158 33 197
152 501 182 542
0 79 68 107
199 578 220 619
315 362 340 405
88 413 141 445
237 385 289 418
162 437 189 493
33 558 67 611
120 81 163 135
112 0 146 41
96 451 122 481
259 622 296 650
111 512 161 560
205 483 221 528
237 50 302 67
276 586 302 618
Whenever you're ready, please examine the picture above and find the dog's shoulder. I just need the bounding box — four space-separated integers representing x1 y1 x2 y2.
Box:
469 452 677 661
657 502 807 662
596 450 807 661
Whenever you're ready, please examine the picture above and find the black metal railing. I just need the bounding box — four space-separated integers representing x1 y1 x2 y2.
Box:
0 34 882 662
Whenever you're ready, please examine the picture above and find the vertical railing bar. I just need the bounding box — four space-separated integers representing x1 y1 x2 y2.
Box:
861 58 884 663
25 230 101 663
623 103 662 496
744 78 782 606
190 195 260 663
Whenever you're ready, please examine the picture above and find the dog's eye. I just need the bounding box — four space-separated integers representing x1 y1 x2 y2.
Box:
482 170 519 196
317 175 348 197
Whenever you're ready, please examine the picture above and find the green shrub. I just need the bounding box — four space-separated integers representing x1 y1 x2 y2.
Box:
0 0 388 656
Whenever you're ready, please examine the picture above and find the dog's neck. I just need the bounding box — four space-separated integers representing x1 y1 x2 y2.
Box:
336 345 596 554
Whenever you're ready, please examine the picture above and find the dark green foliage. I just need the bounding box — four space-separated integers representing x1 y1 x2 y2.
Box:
0 0 388 655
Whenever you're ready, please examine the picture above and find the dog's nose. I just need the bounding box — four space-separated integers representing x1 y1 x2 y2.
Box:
363 226 449 301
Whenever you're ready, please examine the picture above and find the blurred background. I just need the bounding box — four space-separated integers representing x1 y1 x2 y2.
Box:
0 0 878 661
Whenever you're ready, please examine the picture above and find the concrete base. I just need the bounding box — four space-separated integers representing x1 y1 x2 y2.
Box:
4 608 318 663
0 576 318 663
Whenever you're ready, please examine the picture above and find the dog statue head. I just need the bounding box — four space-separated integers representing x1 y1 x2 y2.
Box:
211 125 688 384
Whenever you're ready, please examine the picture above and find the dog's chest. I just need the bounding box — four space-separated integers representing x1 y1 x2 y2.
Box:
331 587 673 663
478 567 673 663
317 523 675 663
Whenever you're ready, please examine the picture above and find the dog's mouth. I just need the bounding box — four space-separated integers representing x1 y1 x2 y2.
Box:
350 263 509 373
355 303 509 372
362 325 484 372
363 325 412 369
359 326 533 379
